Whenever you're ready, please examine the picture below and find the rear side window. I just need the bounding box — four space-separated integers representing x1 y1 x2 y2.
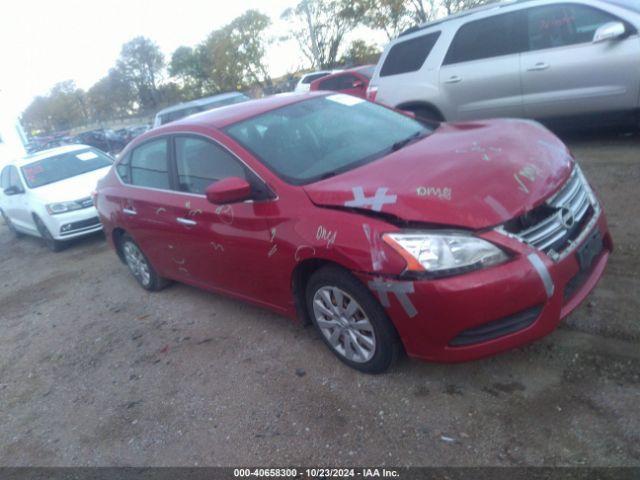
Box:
380 32 441 77
318 74 358 91
443 12 525 65
130 139 170 189
527 4 619 51
175 137 246 194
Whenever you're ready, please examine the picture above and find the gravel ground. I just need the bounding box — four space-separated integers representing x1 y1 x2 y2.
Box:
0 130 639 467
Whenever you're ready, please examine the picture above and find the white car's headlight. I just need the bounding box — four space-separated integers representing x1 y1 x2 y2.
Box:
383 232 509 277
46 201 83 215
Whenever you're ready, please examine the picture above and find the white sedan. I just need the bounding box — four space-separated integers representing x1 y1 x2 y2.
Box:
0 144 112 251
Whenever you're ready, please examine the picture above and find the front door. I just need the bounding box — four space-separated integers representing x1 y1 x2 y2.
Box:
168 135 278 308
438 10 526 120
520 3 640 119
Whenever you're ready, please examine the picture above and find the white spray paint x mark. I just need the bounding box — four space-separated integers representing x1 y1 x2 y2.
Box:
344 187 397 212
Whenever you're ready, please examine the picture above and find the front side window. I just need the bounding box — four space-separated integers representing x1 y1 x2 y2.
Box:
225 95 433 185
20 148 112 189
0 166 10 189
175 136 246 194
381 31 441 76
130 139 170 189
443 12 525 65
527 4 619 51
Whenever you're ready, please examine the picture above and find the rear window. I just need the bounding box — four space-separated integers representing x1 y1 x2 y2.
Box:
380 31 441 77
21 149 112 188
443 12 525 65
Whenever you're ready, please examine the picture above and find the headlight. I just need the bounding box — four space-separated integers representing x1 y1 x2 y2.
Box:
45 201 83 215
383 232 509 277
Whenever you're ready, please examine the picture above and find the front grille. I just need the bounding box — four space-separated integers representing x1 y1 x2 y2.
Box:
500 166 599 261
449 305 542 347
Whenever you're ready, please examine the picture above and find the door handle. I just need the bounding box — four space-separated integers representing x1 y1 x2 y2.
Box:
123 208 137 216
444 75 462 84
527 62 549 71
177 217 197 226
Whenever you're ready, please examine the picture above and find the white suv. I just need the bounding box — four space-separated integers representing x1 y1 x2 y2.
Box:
368 0 640 127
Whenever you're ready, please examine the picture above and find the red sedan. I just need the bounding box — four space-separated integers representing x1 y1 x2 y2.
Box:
95 92 611 373
309 65 374 98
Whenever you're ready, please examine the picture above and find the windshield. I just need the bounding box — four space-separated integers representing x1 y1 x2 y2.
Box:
21 148 112 188
603 0 640 13
225 95 432 185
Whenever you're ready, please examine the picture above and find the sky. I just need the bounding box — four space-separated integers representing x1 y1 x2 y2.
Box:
0 0 386 119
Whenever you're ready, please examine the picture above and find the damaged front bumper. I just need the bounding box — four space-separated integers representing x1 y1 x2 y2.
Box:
355 211 612 363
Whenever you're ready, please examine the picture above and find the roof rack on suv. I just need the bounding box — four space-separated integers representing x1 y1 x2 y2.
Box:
398 0 530 37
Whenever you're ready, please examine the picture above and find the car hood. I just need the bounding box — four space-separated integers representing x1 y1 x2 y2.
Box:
303 119 574 230
30 167 111 203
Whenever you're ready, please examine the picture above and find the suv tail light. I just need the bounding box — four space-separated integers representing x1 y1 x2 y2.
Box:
366 85 378 102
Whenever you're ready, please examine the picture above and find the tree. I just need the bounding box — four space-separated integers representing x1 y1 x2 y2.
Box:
22 81 88 132
339 39 381 66
440 0 497 15
282 0 360 69
171 10 272 96
116 36 165 112
86 69 136 122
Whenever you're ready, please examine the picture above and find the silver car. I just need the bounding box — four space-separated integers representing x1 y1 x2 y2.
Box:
367 0 640 127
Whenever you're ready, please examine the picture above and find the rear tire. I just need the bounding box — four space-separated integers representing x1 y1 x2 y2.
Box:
119 233 169 291
1 209 23 238
33 215 64 252
305 265 401 374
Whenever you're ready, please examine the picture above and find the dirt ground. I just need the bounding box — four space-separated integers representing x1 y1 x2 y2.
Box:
0 130 639 467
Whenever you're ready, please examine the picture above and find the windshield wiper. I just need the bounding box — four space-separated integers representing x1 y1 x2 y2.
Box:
391 130 426 152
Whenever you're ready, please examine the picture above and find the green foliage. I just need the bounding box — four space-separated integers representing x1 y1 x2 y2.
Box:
86 69 135 122
282 0 361 69
22 81 88 132
339 40 381 66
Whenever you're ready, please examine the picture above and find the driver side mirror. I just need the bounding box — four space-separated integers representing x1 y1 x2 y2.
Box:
4 186 23 196
593 21 626 43
205 177 252 205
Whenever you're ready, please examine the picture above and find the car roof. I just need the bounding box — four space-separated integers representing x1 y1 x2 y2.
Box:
398 0 537 37
159 92 329 131
12 144 91 167
155 92 247 117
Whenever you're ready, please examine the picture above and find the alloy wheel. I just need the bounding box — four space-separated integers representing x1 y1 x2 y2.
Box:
123 241 151 287
312 286 376 363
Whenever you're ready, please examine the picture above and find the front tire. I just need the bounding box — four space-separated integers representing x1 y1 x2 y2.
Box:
33 215 63 252
306 266 401 374
120 234 168 291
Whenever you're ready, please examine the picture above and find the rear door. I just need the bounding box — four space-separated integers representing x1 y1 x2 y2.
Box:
520 3 640 119
439 11 527 120
119 137 181 276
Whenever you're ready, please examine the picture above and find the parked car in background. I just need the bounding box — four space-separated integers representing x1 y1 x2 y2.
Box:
73 129 127 155
115 124 151 146
368 0 640 127
294 70 342 92
95 92 611 373
0 145 112 251
153 93 249 128
309 65 375 98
